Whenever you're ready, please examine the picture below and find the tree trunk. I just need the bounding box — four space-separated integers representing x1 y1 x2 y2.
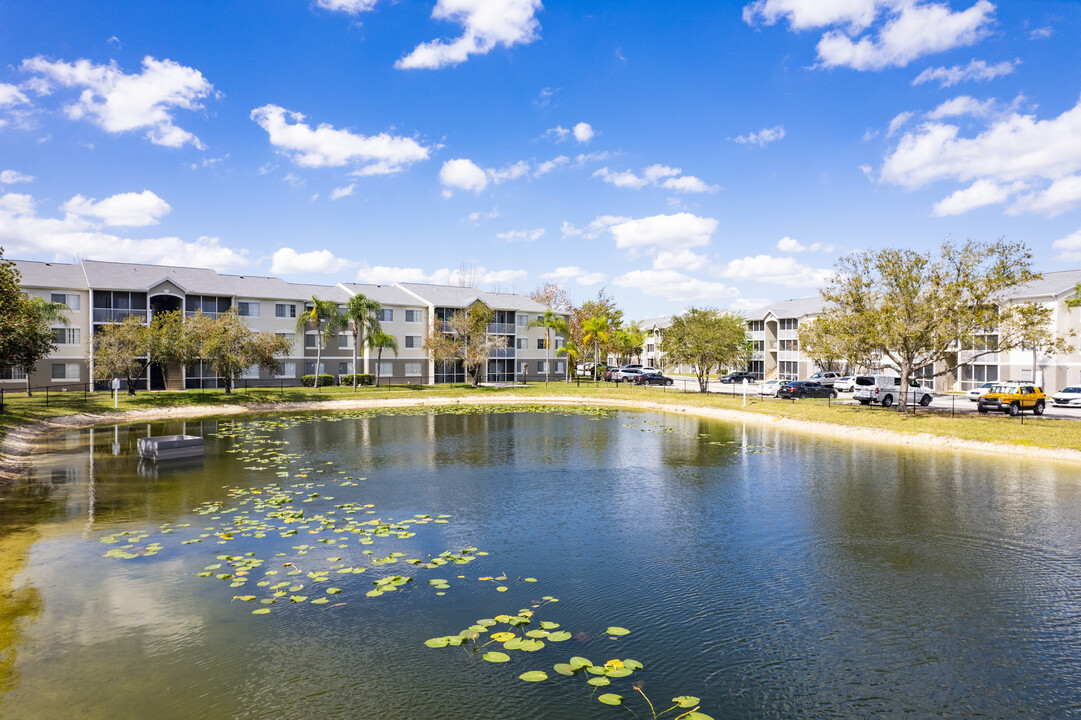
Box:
375 349 382 387
898 362 911 413
224 377 232 395
545 330 551 385
1032 348 1038 386
24 371 31 397
352 329 360 390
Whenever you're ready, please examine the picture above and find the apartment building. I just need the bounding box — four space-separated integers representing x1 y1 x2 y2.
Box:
8 259 567 390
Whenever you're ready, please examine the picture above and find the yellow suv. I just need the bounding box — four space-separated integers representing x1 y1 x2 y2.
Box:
976 383 1046 416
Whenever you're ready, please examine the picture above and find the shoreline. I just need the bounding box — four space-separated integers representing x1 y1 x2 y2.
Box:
4 394 1080 479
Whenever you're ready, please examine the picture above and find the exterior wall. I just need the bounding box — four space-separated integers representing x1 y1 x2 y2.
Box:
8 286 91 390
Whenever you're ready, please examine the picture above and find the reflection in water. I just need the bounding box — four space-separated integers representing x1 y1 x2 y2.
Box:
1 409 1080 720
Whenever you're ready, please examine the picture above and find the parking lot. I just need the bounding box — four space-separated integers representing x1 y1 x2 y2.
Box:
611 375 1081 421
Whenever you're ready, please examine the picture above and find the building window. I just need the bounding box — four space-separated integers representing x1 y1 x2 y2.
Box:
51 362 80 381
241 365 260 380
377 308 393 322
405 309 421 323
516 337 526 350
555 337 564 349
555 361 564 374
305 334 317 348
517 314 528 327
338 333 353 349
238 301 260 317
748 320 764 332
51 292 81 310
304 362 327 376
537 338 546 350
779 361 799 380
275 362 296 379
276 303 296 318
404 361 422 377
53 328 80 344
780 318 798 331
338 362 352 376
405 335 421 349
379 361 394 377
276 332 294 347
537 361 546 373
0 366 26 380
518 361 529 376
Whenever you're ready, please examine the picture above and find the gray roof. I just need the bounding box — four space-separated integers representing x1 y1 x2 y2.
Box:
338 282 425 306
1004 269 1081 300
10 260 89 289
745 296 831 321
639 315 675 330
396 283 549 313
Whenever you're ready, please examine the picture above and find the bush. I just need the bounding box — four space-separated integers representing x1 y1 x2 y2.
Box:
340 373 375 387
301 374 336 387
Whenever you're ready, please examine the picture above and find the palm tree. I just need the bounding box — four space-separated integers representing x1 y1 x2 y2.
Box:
528 308 569 385
366 328 398 387
556 341 580 383
582 314 611 380
296 296 343 387
339 293 382 389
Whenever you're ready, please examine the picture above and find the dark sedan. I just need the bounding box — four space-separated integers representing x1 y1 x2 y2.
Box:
776 380 837 399
634 372 674 387
719 371 756 384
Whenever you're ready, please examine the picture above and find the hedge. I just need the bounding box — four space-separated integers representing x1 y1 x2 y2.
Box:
301 374 336 387
340 374 375 386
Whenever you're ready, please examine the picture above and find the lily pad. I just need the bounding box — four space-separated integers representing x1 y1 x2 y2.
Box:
518 671 547 682
587 677 611 687
252 608 271 615
606 626 631 636
569 656 593 670
673 696 700 708
597 694 623 706
552 663 576 676
483 651 510 663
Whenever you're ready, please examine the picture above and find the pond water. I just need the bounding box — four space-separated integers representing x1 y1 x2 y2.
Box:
2 408 1080 719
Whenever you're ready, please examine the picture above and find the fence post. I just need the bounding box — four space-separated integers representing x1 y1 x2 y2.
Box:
46 385 49 406
1 387 4 412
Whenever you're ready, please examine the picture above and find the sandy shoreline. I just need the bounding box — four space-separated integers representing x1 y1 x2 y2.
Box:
3 394 1079 478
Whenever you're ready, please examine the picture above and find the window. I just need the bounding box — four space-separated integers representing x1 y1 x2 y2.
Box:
518 361 529 375
555 337 564 349
276 332 295 347
275 362 296 379
405 309 421 323
51 363 80 381
404 361 422 377
555 361 564 374
780 318 799 331
0 366 26 380
405 335 420 349
517 314 528 327
305 334 317 348
537 361 546 373
377 308 393 322
536 315 544 322
304 362 327 376
338 333 353 349
647 343 655 353
748 320 764 332
238 301 260 317
53 328 80 344
516 337 526 350
276 303 296 318
338 362 352 376
241 365 260 379
51 292 80 310
378 361 394 377
537 338 546 350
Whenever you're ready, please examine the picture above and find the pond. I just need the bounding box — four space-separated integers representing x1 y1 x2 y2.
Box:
2 407 1080 719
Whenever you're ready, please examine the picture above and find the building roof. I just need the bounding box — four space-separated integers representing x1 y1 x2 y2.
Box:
1003 269 1081 300
639 315 675 330
337 282 425 306
396 283 550 313
745 296 831 321
10 260 89 289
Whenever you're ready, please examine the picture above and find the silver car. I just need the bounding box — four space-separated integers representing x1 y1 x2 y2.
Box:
1051 386 1081 407
966 381 996 402
758 379 783 396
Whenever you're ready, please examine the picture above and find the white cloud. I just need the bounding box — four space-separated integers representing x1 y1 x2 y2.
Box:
913 58 1017 87
746 0 997 71
610 212 717 250
614 269 739 303
540 267 608 286
330 184 356 200
544 125 570 142
653 249 710 271
815 1 996 71
251 104 429 173
0 192 247 270
270 247 353 274
497 227 545 242
21 55 216 148
719 254 831 287
573 122 594 143
489 160 530 183
561 215 629 239
593 167 647 189
440 158 489 194
663 175 717 193
534 155 569 176
1052 228 1081 262
643 165 680 183
1007 175 1081 217
887 111 913 137
1029 26 1053 40
355 263 526 286
396 0 543 70
733 125 786 147
881 95 1081 216
0 170 34 184
467 208 501 222
578 272 607 286
925 95 997 120
0 83 30 107
931 179 1025 216
776 236 806 252
315 0 378 14
61 190 171 227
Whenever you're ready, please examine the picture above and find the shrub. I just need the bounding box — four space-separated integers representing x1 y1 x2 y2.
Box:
340 373 375 387
301 374 336 387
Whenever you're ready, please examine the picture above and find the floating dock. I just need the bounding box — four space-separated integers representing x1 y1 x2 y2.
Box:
137 434 204 461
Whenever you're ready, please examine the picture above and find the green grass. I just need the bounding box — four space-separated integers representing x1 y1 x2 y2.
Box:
2 380 1078 453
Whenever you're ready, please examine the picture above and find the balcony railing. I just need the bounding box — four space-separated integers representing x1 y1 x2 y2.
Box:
438 320 452 333
488 322 516 335
777 329 798 340
491 347 516 358
93 308 147 323
185 310 221 319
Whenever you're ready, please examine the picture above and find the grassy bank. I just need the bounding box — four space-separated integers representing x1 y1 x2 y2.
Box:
2 380 1077 452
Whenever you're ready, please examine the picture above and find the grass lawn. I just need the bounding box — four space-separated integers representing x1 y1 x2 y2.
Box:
2 380 1078 453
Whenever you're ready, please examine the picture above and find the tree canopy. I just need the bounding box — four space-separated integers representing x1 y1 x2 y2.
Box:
424 301 504 387
662 308 750 392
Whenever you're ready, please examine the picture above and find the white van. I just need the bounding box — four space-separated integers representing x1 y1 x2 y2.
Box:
853 375 933 407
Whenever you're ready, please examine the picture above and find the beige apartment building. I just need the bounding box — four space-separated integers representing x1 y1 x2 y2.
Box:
8 259 567 390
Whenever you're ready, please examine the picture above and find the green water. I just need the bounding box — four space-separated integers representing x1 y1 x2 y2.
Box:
2 409 1080 719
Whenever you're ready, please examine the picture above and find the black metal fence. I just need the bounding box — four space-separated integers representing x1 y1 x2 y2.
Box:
0 382 91 411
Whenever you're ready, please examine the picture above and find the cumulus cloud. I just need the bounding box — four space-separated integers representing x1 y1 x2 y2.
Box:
744 0 997 71
534 155 569 176
718 254 831 287
595 164 717 193
0 191 247 270
355 263 527 286
251 104 429 173
489 160 531 183
1052 229 1081 262
776 236 805 252
732 126 785 147
560 215 629 239
610 212 717 251
440 158 489 194
924 95 1005 120
270 247 353 274
913 58 1017 87
330 184 356 200
541 266 607 286
0 170 34 184
315 0 378 14
887 111 914 137
0 83 30 108
931 179 1026 216
593 167 647 189
21 55 216 148
497 228 545 242
61 190 171 227
614 269 739 303
881 95 1081 216
396 0 543 70
573 122 594 143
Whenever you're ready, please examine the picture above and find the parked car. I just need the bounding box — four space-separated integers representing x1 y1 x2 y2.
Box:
808 371 842 387
634 372 674 386
977 383 1046 416
612 367 645 382
1051 386 1081 407
834 376 859 392
758 379 784 397
719 371 756 384
606 364 642 382
853 375 933 407
777 380 838 399
966 381 996 402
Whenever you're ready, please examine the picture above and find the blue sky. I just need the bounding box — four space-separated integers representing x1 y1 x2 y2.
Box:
1 0 1079 318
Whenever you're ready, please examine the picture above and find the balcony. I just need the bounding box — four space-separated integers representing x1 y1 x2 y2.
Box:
777 329 798 340
491 347 516 359
438 320 452 333
185 310 220 319
93 308 148 323
488 322 516 335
